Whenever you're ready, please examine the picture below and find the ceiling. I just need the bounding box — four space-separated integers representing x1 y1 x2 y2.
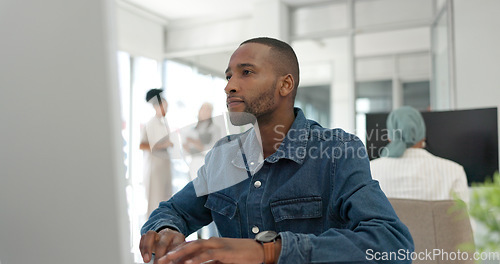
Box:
120 0 265 76
123 0 332 21
124 0 261 21
119 0 341 77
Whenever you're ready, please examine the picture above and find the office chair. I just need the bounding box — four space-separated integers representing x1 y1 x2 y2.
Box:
389 198 475 264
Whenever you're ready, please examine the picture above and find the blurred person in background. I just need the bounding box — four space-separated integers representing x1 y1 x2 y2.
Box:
370 106 469 204
140 88 174 217
183 102 222 239
183 102 222 181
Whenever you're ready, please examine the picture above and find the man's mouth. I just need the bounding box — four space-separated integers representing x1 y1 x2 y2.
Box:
227 98 244 110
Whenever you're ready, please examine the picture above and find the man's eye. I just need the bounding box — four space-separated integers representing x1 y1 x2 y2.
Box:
243 70 251 75
226 75 231 81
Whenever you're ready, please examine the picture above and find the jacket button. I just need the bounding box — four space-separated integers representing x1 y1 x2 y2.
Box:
254 180 262 188
252 226 260 234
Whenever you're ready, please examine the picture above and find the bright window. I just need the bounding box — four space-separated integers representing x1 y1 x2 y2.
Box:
117 53 227 262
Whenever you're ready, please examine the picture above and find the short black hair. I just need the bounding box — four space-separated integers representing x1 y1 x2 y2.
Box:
240 37 300 97
145 88 164 104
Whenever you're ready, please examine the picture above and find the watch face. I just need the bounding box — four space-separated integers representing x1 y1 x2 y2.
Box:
255 231 278 243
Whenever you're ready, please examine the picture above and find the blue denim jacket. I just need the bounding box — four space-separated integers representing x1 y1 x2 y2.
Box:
142 108 414 263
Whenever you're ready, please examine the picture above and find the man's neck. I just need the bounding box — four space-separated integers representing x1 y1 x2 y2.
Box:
256 109 296 158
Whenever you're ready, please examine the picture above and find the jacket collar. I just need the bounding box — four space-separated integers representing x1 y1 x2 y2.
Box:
231 108 309 172
267 107 309 165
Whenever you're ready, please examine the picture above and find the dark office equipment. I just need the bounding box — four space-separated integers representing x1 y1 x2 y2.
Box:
366 108 499 184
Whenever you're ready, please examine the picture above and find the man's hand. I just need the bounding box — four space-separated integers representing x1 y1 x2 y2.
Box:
160 237 265 264
139 228 186 263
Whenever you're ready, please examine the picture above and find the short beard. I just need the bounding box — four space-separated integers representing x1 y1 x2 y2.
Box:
228 80 277 126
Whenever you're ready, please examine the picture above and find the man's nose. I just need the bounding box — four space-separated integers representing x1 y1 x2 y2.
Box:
224 79 238 95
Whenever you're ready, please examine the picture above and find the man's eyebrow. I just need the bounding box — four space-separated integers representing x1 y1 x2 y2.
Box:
225 63 255 74
238 63 255 68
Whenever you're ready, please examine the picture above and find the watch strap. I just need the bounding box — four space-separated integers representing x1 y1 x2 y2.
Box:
263 241 275 264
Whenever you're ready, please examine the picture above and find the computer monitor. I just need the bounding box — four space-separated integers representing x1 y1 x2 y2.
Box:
0 1 133 263
365 108 499 185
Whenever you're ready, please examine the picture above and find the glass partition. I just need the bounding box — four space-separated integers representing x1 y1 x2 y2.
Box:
431 3 453 110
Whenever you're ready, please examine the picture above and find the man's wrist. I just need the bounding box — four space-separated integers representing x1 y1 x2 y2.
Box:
255 231 280 264
156 226 179 233
259 239 281 264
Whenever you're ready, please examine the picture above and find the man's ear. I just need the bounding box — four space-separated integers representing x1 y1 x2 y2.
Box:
278 74 294 97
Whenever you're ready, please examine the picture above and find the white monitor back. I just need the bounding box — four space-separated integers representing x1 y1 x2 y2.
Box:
0 0 132 263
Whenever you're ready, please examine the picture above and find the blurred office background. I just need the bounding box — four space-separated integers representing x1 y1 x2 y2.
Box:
1 0 499 263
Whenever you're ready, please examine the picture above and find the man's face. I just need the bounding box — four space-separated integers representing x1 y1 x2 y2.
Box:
224 43 279 123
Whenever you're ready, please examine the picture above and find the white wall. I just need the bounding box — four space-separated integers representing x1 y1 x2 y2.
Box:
355 0 433 27
165 16 253 55
454 0 500 169
116 4 166 60
355 27 430 57
292 38 354 131
454 0 500 110
0 0 132 263
253 0 289 41
163 0 288 75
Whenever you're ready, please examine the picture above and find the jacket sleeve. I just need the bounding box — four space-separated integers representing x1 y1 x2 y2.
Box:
140 137 232 236
277 138 414 263
140 180 212 236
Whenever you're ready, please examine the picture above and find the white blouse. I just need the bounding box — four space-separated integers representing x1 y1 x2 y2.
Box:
370 148 469 204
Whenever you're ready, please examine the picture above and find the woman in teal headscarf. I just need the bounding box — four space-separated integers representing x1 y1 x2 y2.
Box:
380 106 426 158
370 106 469 203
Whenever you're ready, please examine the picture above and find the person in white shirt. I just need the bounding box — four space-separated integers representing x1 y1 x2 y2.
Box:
140 89 174 216
370 106 469 204
182 102 223 239
182 103 222 181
